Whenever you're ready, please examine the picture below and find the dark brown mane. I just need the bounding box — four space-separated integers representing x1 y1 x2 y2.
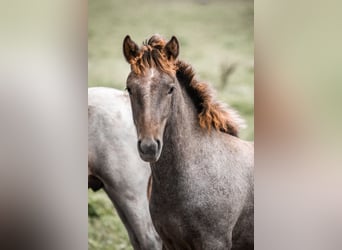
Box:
129 35 244 136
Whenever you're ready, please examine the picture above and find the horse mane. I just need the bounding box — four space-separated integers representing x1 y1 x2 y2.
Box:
130 35 245 136
176 61 245 136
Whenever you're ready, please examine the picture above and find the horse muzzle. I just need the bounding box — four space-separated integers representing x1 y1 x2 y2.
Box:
137 138 161 162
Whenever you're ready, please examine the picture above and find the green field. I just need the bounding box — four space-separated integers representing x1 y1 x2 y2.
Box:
89 0 253 249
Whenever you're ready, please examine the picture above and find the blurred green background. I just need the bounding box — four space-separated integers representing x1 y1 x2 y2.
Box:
88 0 253 249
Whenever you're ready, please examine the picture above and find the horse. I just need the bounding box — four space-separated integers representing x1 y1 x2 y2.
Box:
122 35 254 250
88 87 162 250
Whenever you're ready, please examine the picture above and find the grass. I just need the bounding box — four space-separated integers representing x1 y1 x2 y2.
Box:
88 190 132 250
89 0 253 249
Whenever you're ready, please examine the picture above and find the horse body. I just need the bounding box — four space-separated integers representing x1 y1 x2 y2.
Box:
88 87 161 250
150 86 254 250
123 35 254 250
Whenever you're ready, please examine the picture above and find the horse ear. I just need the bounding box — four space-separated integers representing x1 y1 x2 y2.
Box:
123 35 140 63
164 36 179 60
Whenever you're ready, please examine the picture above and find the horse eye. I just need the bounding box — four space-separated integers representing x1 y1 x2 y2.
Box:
168 86 175 94
126 87 132 95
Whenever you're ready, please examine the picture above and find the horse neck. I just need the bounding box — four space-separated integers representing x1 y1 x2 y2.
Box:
167 81 199 142
151 81 200 178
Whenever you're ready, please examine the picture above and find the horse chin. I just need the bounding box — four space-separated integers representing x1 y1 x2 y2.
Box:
139 151 161 163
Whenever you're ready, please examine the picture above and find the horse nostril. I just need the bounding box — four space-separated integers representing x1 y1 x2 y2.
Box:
156 139 161 150
138 139 142 151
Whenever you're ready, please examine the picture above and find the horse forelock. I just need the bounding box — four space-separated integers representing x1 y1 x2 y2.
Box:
130 35 176 76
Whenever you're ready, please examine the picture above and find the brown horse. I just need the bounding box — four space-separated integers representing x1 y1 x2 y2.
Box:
123 35 254 250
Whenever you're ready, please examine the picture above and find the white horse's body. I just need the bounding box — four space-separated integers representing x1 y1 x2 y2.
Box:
88 87 161 250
